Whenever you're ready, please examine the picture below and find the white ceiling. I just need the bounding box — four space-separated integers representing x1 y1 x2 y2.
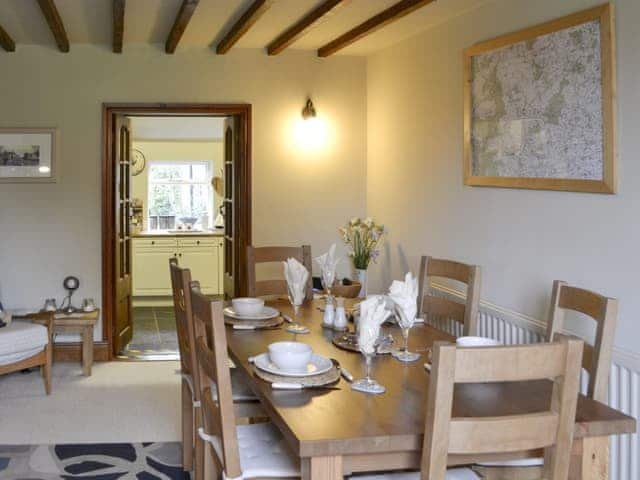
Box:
0 0 492 56
130 117 225 141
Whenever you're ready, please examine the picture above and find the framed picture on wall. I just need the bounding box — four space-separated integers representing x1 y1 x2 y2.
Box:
463 4 616 193
0 128 58 183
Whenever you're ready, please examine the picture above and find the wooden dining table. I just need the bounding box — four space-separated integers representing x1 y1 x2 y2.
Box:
225 298 636 480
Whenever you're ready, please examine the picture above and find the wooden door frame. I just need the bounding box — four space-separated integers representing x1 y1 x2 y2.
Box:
102 103 252 359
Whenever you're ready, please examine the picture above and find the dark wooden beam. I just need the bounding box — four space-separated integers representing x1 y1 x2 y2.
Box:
113 0 125 53
0 25 15 52
267 0 347 56
36 0 70 52
216 0 273 55
318 0 435 57
165 0 199 54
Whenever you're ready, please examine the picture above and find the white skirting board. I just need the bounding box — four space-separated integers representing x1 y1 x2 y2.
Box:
431 283 640 480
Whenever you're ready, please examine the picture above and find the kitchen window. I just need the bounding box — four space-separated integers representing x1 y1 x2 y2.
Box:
147 161 212 231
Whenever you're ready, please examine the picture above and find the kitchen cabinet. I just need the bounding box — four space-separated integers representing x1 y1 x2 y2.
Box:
132 236 223 296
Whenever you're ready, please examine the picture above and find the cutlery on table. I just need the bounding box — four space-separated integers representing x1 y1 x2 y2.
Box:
233 324 281 331
331 358 354 383
271 382 340 390
281 314 293 323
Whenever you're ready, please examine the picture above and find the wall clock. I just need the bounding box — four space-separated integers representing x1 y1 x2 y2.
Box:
131 149 146 176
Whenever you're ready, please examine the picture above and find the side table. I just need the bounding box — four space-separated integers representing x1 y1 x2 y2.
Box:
53 309 99 376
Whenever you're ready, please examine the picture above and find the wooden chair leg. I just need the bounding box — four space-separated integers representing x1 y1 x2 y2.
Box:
43 346 52 395
182 379 194 471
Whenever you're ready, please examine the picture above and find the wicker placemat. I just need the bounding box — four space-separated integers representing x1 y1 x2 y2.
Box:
224 315 283 329
332 332 396 354
252 363 340 387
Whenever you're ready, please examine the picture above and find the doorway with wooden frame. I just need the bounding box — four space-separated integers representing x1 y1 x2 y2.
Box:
102 104 251 360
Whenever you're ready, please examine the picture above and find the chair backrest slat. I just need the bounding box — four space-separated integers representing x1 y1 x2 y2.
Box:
190 286 242 478
546 280 618 402
421 336 583 480
246 245 313 300
418 256 481 336
169 258 200 399
453 343 567 383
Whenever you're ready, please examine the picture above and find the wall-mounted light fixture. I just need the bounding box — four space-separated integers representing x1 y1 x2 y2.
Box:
302 99 317 120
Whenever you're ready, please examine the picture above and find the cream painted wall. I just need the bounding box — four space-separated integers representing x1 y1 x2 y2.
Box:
131 140 224 228
0 46 366 341
366 0 640 353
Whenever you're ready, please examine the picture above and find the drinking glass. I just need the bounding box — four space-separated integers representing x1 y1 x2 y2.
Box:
321 268 336 302
351 349 385 394
392 306 420 362
286 283 310 334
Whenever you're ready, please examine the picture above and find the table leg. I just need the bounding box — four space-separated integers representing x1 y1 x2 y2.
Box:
302 455 343 480
569 437 608 480
82 326 93 376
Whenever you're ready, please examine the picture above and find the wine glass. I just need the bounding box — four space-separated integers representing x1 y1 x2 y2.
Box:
286 283 310 334
321 268 336 302
351 323 386 394
391 305 420 362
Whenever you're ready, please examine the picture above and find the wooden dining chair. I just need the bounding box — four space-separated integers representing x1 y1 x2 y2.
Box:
352 336 583 480
169 259 261 478
190 286 300 480
246 245 313 300
473 281 618 480
417 256 481 336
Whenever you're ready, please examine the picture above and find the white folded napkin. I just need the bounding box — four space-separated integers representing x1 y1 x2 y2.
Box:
358 295 391 355
388 272 419 329
283 257 309 305
315 243 340 286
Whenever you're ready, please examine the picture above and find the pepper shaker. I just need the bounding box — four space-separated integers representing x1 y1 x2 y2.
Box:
334 297 348 331
322 296 335 328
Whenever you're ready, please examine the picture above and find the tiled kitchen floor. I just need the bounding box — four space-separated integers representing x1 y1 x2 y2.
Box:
119 307 179 360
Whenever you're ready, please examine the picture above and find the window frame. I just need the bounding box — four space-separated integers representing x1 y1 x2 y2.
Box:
146 160 213 231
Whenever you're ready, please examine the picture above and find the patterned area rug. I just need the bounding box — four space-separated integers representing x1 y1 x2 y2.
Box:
0 442 188 479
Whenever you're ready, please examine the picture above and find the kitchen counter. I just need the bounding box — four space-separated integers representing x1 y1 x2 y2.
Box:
133 230 224 238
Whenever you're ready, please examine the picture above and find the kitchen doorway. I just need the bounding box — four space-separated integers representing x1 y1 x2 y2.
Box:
102 104 251 360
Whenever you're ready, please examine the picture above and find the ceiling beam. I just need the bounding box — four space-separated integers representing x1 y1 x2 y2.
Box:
113 0 125 53
36 0 70 52
267 0 347 56
0 25 15 52
318 0 435 57
216 0 273 55
165 0 199 54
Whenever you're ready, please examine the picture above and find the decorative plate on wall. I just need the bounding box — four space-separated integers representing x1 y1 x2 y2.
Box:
131 149 146 176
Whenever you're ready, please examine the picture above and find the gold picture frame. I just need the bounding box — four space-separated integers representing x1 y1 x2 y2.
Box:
463 4 616 193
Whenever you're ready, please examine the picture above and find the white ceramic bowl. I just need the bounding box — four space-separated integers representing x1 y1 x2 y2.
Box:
268 341 313 373
232 297 265 316
456 336 501 347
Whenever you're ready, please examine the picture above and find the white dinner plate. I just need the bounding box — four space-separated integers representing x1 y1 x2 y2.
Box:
224 306 279 321
253 352 333 377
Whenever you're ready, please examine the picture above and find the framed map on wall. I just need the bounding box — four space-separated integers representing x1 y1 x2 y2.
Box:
463 4 616 193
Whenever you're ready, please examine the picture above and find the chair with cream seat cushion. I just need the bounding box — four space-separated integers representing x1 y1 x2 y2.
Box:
473 281 617 480
351 467 479 480
352 336 582 480
246 245 313 300
190 287 300 480
0 313 53 394
170 259 262 477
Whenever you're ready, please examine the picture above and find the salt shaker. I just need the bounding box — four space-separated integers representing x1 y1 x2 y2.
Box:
322 297 335 328
334 297 348 331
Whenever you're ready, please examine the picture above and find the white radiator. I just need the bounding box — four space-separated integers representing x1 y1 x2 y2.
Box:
430 284 640 480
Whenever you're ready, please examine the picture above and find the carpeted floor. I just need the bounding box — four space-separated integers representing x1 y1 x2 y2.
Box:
0 442 188 479
0 361 181 445
120 307 179 360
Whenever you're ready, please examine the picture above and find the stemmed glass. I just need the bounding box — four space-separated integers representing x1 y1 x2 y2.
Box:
321 268 336 302
351 319 386 394
392 305 420 362
286 283 310 334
